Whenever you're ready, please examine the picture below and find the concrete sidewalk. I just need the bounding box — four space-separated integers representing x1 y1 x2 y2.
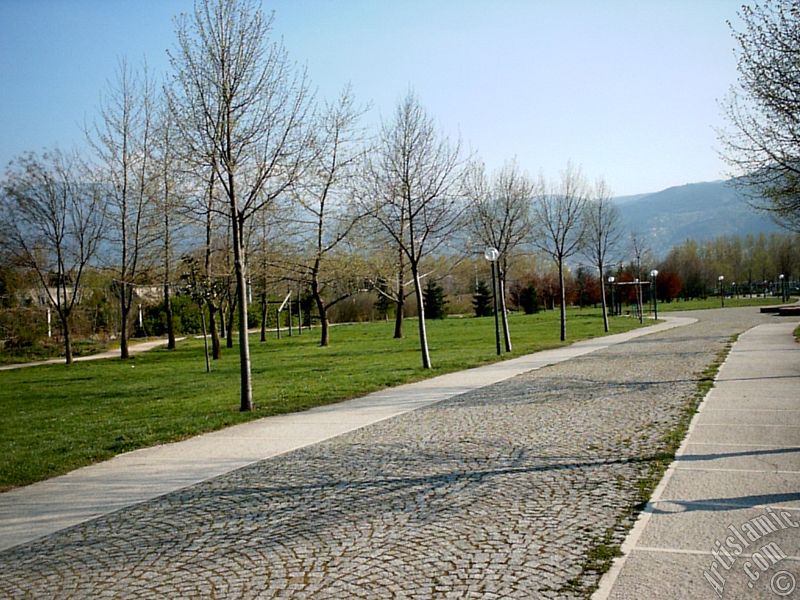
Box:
0 337 186 371
0 317 693 552
595 319 800 600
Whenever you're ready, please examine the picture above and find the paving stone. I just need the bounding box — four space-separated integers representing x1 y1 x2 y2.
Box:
0 309 770 598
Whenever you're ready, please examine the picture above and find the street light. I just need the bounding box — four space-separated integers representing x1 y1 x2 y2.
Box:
779 273 786 302
484 247 501 356
650 269 659 320
608 276 616 317
718 275 725 308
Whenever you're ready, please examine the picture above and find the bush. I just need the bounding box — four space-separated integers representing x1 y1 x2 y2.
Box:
140 294 207 337
0 307 47 349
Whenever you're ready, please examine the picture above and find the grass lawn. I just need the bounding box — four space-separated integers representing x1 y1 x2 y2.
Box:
0 309 645 491
655 295 795 312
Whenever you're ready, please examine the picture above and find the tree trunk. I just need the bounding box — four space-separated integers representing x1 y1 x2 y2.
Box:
260 292 268 342
200 305 210 373
203 177 219 359
61 313 73 365
232 212 253 412
558 260 567 342
164 206 175 350
316 296 329 347
637 280 644 324
120 287 130 359
393 246 405 339
207 299 221 360
311 276 329 347
412 265 431 369
165 281 176 350
499 273 512 352
599 266 609 333
393 294 404 339
225 298 235 349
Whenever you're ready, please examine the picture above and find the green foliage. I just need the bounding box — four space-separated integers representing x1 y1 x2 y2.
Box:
472 280 493 317
422 279 448 319
141 295 207 336
0 267 23 309
0 309 647 490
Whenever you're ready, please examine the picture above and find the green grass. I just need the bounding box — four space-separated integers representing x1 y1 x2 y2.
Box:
656 295 794 312
0 309 646 491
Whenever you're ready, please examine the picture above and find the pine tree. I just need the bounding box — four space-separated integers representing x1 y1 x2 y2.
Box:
423 280 448 319
517 283 540 314
472 281 493 317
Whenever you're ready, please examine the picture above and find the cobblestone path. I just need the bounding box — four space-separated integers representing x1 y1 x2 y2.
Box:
0 309 771 599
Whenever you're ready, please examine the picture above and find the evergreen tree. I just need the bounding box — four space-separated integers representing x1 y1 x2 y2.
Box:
517 283 540 314
472 281 493 317
423 280 448 319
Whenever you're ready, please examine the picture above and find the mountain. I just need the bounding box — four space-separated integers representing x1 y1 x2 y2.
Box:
614 179 783 258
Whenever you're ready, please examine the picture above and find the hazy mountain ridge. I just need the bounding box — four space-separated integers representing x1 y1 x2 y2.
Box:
613 179 783 258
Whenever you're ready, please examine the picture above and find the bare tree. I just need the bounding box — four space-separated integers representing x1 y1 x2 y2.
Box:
531 163 589 341
151 100 186 350
169 0 312 411
583 178 623 332
718 0 800 232
1 150 105 363
362 91 465 369
284 87 368 346
465 159 533 351
90 60 158 359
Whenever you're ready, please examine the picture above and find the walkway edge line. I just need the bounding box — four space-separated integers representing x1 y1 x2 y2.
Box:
591 323 742 600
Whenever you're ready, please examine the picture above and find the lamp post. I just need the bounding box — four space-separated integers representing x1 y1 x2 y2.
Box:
779 274 786 302
650 269 659 320
607 276 616 317
718 275 725 308
484 247 501 356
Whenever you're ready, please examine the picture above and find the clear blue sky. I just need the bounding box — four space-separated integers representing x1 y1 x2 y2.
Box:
0 0 743 196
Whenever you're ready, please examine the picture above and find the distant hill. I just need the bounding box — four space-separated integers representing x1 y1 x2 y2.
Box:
613 179 783 258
